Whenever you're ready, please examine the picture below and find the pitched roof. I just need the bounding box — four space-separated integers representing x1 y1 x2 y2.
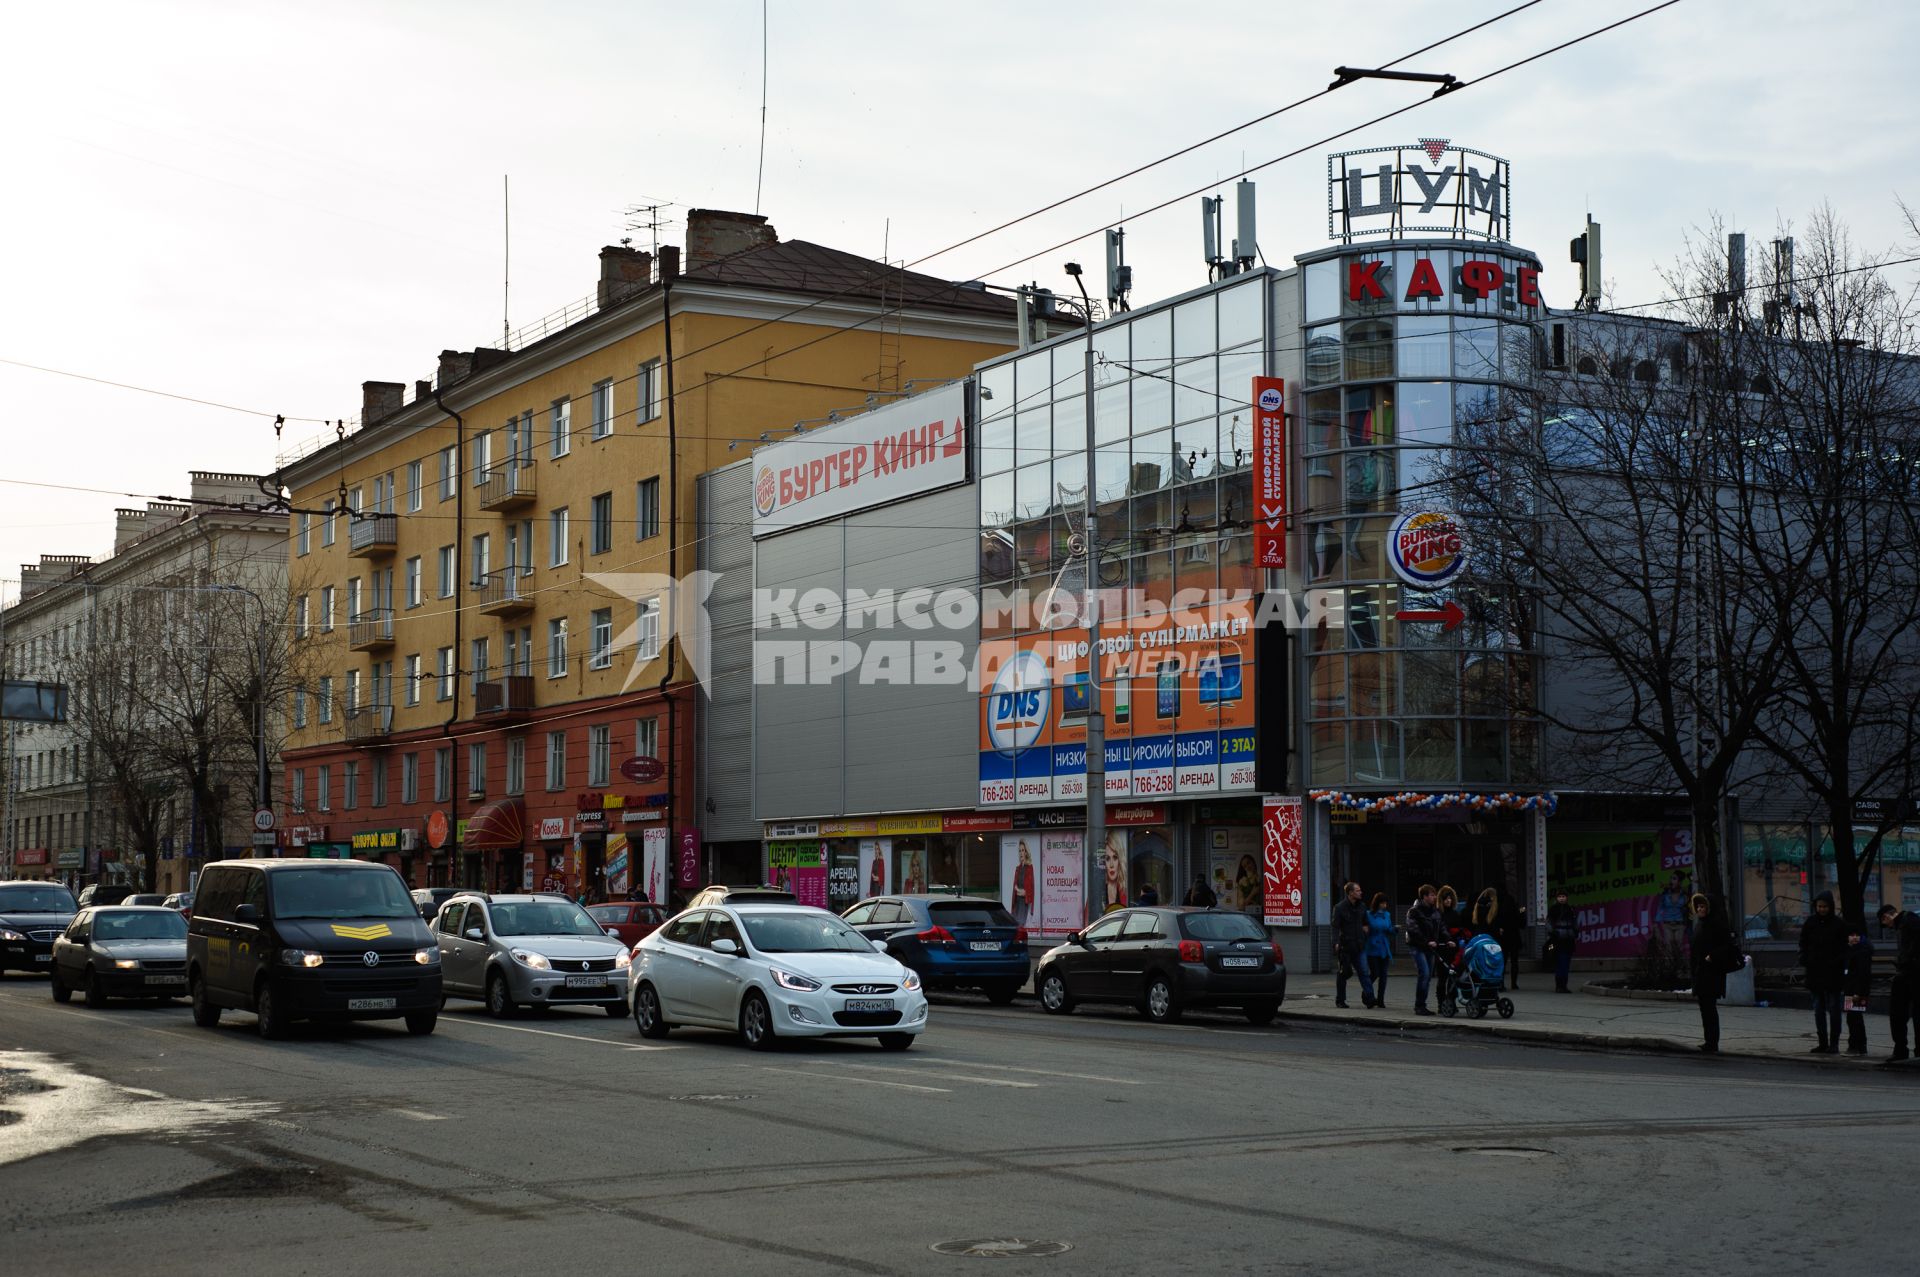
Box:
685 238 1021 319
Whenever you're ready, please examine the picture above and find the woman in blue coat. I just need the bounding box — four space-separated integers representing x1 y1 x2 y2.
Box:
1365 892 1395 1008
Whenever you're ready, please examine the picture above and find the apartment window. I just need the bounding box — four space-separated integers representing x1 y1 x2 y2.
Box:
551 397 571 458
297 512 311 556
545 730 567 790
406 460 423 511
588 724 611 787
436 646 454 701
517 411 534 466
403 653 420 706
591 379 614 439
636 359 661 424
371 659 392 709
344 668 361 712
589 608 613 669
347 577 363 620
371 757 388 808
549 507 569 566
468 742 487 797
636 596 660 661
471 532 491 587
295 594 310 638
405 556 423 607
320 585 335 631
343 760 360 811
292 768 306 812
506 518 534 574
317 764 332 811
321 499 336 547
292 687 307 729
437 545 456 598
350 486 365 518
506 626 532 677
547 617 569 678
434 746 452 803
470 637 490 696
438 446 457 500
504 416 522 471
506 737 525 796
591 492 612 554
635 477 660 540
318 676 334 723
635 716 658 760
401 752 419 804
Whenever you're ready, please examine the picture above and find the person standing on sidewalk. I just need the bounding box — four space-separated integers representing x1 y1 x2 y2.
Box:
1405 884 1444 1015
1332 880 1374 1009
1798 892 1847 1054
1471 888 1500 937
1843 924 1875 1057
1876 903 1920 1062
1690 894 1739 1055
1546 889 1579 993
1365 892 1395 1008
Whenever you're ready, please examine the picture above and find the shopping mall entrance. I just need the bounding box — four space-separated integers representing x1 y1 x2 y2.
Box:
1329 809 1530 913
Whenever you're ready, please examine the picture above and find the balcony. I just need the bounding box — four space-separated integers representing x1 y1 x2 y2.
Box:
348 513 399 558
343 701 393 745
477 569 534 616
478 465 537 511
475 675 535 720
347 608 395 651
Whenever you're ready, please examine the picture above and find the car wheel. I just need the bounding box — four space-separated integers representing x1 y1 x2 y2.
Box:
83 969 107 1009
486 971 515 1019
1142 974 1180 1023
255 982 289 1040
190 974 221 1027
985 981 1020 1006
1243 1000 1279 1026
633 984 670 1039
878 1033 914 1052
405 1008 438 1036
1038 970 1074 1015
49 966 71 1004
740 990 777 1051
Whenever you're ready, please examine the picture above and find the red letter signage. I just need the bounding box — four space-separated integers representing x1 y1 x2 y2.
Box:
1347 260 1386 301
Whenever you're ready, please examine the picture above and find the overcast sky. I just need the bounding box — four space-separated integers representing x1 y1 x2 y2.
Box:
2 0 1915 596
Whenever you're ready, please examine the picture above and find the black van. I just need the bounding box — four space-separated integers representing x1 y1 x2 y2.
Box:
187 859 442 1039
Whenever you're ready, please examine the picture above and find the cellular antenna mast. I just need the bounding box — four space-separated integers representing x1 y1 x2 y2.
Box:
755 0 769 215
503 174 512 347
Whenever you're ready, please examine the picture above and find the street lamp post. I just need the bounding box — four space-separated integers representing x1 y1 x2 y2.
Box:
1064 262 1105 923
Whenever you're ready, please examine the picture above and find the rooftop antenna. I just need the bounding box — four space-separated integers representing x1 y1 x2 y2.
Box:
503 174 511 347
754 0 769 215
1104 227 1132 313
1570 215 1602 311
1232 179 1258 274
1201 195 1226 279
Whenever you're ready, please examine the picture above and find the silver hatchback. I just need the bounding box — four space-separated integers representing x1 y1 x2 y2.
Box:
434 894 630 1017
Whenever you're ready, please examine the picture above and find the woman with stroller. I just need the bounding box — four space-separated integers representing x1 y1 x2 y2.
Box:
1364 892 1395 1008
1689 893 1740 1055
1434 885 1468 1007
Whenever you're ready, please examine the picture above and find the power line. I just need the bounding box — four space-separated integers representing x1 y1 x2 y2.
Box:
0 356 326 423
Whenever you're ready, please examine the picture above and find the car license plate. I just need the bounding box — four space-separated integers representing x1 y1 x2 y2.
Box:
145 974 186 985
846 998 892 1013
34 953 52 962
969 941 999 951
347 997 396 1011
1219 956 1260 968
565 974 608 989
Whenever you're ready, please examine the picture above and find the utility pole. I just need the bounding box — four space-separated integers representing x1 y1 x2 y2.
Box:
1064 262 1105 924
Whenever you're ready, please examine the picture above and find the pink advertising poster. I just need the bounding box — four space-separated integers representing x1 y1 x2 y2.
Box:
767 840 829 910
640 827 669 904
1039 833 1084 934
1260 797 1305 927
1547 829 1695 959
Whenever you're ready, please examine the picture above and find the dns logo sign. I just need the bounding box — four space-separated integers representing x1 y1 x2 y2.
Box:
988 651 1050 757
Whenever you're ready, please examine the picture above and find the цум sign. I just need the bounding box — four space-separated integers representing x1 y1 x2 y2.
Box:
1328 140 1510 243
752 380 969 537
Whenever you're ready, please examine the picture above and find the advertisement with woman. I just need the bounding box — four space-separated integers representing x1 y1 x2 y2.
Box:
1100 831 1130 913
1001 833 1083 937
857 838 891 898
1004 839 1036 927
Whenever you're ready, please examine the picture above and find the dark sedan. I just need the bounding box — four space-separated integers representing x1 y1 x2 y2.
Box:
1036 907 1285 1024
0 881 79 974
51 906 190 1005
843 895 1030 1004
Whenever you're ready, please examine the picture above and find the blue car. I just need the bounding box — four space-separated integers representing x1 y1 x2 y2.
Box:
841 895 1030 1004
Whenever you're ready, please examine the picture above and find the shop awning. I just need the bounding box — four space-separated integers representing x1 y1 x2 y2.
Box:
465 798 527 849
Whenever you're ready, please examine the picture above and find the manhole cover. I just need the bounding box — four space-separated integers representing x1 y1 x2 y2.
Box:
1452 1146 1553 1159
671 1094 756 1102
932 1239 1073 1259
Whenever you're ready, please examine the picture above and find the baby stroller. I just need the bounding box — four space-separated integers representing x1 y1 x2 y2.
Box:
1439 933 1515 1019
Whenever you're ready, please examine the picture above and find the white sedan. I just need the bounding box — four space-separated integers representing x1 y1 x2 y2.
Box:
627 904 927 1050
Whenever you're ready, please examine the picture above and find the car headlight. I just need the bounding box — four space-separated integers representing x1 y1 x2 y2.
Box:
413 947 439 965
612 949 632 969
898 969 921 992
511 948 551 970
770 968 821 992
0 928 24 942
113 958 141 970
280 950 324 968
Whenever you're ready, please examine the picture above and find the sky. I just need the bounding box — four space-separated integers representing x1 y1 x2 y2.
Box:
2 0 1916 596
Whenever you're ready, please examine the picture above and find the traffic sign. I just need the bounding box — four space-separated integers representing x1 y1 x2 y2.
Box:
253 807 276 832
251 832 278 847
620 756 665 784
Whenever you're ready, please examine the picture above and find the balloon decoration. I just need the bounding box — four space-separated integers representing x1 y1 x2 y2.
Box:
1308 790 1558 816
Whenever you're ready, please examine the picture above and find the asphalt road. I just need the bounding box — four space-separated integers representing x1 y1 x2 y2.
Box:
2 972 1912 1275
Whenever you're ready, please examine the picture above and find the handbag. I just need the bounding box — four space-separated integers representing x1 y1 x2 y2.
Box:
1711 944 1745 975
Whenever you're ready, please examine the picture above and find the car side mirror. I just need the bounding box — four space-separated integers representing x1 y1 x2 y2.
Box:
871 937 889 953
233 904 260 925
1067 930 1085 946
709 938 739 955
464 927 484 942
604 925 622 937
420 905 435 920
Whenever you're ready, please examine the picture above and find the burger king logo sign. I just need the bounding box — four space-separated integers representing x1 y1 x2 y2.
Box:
1387 510 1467 588
753 466 777 517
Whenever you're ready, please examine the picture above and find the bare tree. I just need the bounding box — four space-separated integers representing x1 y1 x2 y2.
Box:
57 611 173 891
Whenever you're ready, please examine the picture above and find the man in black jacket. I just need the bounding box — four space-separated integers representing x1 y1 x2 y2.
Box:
1799 892 1847 1054
1546 889 1579 993
1332 880 1375 1009
1876 903 1920 1062
1404 884 1446 1015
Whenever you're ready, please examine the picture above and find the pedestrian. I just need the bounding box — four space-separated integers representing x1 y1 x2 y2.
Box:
1184 876 1218 908
1496 884 1526 990
1332 880 1374 1009
1689 893 1740 1055
1798 891 1847 1054
1435 885 1467 1006
1365 892 1394 1008
1437 885 1463 932
1842 923 1875 1057
1404 884 1445 1016
1136 880 1161 907
1546 888 1578 993
1470 888 1500 937
1876 902 1920 1062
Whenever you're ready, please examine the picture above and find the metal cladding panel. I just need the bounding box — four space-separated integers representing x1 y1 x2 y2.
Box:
698 464 760 842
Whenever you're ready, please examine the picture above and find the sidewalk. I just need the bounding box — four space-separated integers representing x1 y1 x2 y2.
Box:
1276 970 1912 1068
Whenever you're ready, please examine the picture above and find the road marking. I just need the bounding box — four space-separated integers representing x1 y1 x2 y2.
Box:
439 1018 677 1050
761 1066 950 1094
838 1062 1038 1088
931 1060 1142 1085
394 1108 446 1121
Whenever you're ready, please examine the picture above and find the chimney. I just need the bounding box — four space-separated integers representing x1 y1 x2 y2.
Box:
470 347 511 375
685 209 778 269
658 245 680 279
113 508 149 553
188 471 262 508
415 379 432 401
361 380 405 424
437 349 474 388
598 245 654 308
